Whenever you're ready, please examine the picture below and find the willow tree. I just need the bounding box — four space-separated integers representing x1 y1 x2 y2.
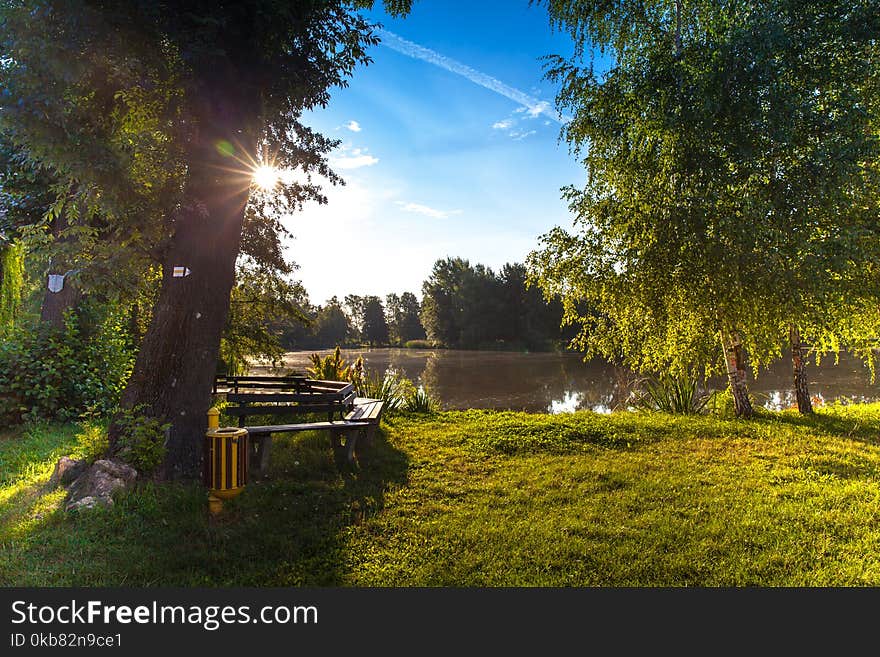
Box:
1 0 412 479
528 0 880 416
0 238 23 335
0 139 37 334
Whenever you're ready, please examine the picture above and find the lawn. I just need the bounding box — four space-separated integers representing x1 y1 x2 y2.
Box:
3 403 880 586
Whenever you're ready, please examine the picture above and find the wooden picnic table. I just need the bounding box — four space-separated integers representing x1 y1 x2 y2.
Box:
212 375 384 474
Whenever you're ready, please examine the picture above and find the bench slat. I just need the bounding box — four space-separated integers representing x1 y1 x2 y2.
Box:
217 375 305 383
246 420 369 434
340 389 357 407
216 382 304 390
307 379 353 390
346 406 369 421
226 403 347 416
363 404 384 420
225 383 354 401
216 379 305 385
226 392 345 403
345 401 384 422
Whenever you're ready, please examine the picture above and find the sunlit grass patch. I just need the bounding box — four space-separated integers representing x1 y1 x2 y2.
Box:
4 404 880 586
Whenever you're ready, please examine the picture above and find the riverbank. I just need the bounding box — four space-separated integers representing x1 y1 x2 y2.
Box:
3 403 880 585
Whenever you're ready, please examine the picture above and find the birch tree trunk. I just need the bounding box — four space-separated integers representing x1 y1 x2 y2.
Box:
720 329 754 418
789 325 813 414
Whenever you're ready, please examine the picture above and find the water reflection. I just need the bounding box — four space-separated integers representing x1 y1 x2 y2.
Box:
260 348 880 414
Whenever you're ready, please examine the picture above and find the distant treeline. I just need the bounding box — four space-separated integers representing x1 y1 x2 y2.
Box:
279 291 425 349
278 258 576 352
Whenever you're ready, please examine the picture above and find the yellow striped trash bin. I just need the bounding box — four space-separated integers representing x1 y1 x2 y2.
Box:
204 424 248 514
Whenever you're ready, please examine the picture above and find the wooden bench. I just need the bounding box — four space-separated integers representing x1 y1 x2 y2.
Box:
213 376 384 476
333 397 385 460
215 377 357 424
247 399 385 476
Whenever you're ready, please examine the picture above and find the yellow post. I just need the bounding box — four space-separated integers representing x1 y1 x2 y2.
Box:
207 493 223 515
207 408 223 515
207 407 220 430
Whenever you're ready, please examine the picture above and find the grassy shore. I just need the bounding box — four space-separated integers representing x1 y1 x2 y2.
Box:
3 404 880 586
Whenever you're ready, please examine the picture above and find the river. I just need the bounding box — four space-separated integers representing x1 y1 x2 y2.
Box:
250 348 880 413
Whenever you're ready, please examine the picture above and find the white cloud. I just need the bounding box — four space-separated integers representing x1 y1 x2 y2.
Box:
328 141 379 169
509 130 536 141
395 201 462 219
490 115 539 141
516 101 551 119
345 120 362 132
331 153 379 169
378 29 569 124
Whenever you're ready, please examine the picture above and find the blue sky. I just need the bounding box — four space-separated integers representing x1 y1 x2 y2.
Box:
287 0 591 305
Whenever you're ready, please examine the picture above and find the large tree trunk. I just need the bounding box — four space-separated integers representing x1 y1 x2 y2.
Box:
114 80 259 480
790 324 813 414
720 329 754 418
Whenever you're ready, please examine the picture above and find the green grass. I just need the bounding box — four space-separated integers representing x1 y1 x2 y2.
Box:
4 403 880 585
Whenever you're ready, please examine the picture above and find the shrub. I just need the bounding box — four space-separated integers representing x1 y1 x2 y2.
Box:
307 346 351 380
0 311 135 424
403 385 439 413
403 339 434 349
340 355 435 414
353 367 410 413
113 406 169 473
706 388 737 418
633 371 709 415
74 420 110 462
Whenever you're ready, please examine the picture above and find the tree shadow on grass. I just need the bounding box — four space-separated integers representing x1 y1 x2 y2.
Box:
204 426 410 585
3 425 410 586
754 409 880 446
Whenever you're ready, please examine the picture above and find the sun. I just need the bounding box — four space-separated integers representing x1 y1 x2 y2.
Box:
253 165 279 190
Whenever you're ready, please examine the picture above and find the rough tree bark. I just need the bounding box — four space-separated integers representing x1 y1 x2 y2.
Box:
114 77 260 480
789 324 813 414
720 329 754 418
39 275 81 330
39 213 82 331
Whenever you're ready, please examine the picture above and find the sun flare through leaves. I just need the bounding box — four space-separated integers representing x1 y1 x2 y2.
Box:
252 165 279 191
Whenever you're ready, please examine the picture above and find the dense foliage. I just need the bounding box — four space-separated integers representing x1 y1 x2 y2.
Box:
345 294 390 346
0 241 23 336
273 258 574 353
528 0 880 415
220 263 310 374
385 292 426 345
1 1 415 477
421 258 573 350
0 308 135 423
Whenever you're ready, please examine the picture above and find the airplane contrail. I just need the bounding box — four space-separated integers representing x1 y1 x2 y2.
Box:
376 29 568 124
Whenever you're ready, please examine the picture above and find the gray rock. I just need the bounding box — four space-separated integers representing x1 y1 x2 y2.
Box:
65 459 138 512
48 456 88 489
66 496 100 511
